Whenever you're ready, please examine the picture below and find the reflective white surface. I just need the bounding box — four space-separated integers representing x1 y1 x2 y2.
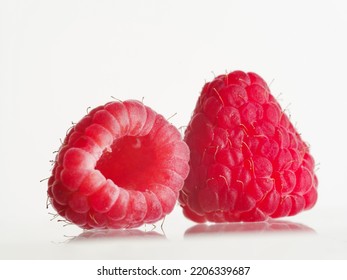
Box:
1 0 347 260
1 205 346 260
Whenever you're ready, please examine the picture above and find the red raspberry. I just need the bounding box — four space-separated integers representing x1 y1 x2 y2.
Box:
179 71 318 223
48 100 190 229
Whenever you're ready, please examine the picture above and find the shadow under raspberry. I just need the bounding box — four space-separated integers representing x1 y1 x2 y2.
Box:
69 228 166 242
184 219 315 237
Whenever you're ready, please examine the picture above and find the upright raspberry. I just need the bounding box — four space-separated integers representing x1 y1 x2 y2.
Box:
179 71 318 223
48 100 190 229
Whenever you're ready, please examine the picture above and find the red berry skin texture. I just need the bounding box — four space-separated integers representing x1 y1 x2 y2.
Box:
48 100 190 229
179 71 318 223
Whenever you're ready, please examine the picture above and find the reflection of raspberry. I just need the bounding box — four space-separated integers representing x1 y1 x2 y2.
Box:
179 71 318 223
184 220 315 236
48 100 190 229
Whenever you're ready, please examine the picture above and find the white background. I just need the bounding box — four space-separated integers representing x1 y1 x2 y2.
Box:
0 0 346 260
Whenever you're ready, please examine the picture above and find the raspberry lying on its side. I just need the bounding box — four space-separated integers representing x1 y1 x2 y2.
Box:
48 100 190 229
179 71 318 223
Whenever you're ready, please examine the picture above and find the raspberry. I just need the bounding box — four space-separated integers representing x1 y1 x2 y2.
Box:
48 100 190 229
179 71 318 223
